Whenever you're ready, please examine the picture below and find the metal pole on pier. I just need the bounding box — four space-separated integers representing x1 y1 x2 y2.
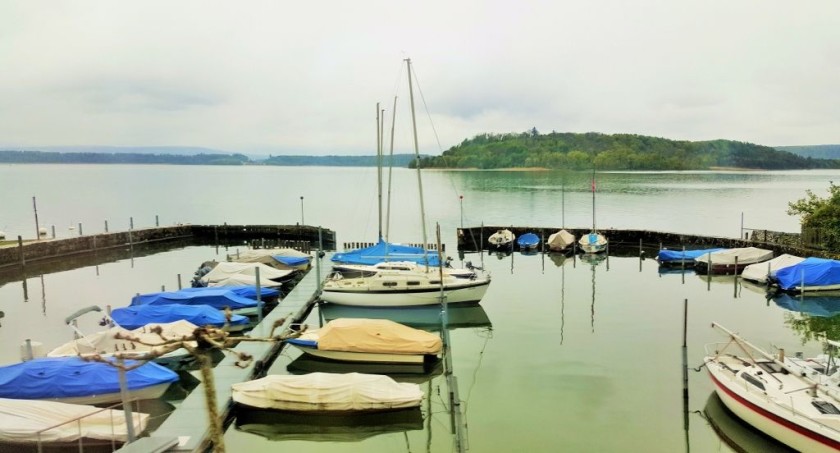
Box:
300 196 305 225
255 267 263 324
32 196 40 241
459 195 464 228
117 358 137 443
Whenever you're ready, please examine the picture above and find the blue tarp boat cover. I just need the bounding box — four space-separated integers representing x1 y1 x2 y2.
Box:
185 286 279 300
0 357 178 399
331 239 441 267
657 248 726 263
774 257 840 291
773 293 840 318
112 304 249 330
131 287 266 310
274 255 311 267
517 233 540 247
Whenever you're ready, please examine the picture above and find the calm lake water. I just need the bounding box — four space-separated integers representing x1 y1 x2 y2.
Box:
1 164 839 452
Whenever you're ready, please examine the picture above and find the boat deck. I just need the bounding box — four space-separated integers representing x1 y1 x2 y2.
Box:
124 267 321 452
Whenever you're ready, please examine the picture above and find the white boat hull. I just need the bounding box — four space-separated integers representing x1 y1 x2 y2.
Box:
50 382 172 406
320 280 490 307
706 359 840 452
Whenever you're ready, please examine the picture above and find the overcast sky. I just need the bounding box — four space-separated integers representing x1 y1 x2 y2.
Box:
1 1 838 155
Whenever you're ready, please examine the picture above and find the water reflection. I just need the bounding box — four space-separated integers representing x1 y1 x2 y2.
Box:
702 392 794 453
234 407 424 443
317 304 492 332
773 292 840 318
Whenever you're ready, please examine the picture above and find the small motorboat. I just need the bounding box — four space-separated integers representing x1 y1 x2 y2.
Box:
578 231 607 254
741 253 804 284
694 247 773 275
195 262 295 288
516 232 540 252
546 229 575 254
285 318 442 365
0 398 149 448
771 257 840 293
487 229 515 250
0 357 178 405
131 286 275 316
111 304 249 331
655 247 726 267
231 372 423 412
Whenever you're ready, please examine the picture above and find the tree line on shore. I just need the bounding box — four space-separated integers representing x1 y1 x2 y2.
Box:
411 130 840 170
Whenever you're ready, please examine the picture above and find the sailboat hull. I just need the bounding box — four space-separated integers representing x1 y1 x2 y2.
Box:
320 280 490 307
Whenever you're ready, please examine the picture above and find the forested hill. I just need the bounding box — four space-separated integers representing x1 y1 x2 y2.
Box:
413 131 840 170
776 144 840 160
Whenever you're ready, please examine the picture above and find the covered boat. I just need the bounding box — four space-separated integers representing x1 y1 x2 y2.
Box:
487 229 514 250
331 239 441 267
741 253 805 284
48 320 198 364
694 247 773 275
285 318 442 364
231 372 423 412
0 358 178 405
546 229 575 253
772 257 840 293
111 304 249 331
656 247 726 266
197 262 294 287
0 398 149 447
131 287 266 314
516 232 540 252
578 231 607 254
704 323 840 452
231 248 312 271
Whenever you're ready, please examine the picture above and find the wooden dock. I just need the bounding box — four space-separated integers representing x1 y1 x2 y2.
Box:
133 264 322 452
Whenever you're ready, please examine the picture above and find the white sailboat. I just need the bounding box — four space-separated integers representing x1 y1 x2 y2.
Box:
704 323 840 452
578 170 607 254
321 59 491 308
547 174 576 253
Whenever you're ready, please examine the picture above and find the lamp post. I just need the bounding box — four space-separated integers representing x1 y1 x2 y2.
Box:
300 196 305 225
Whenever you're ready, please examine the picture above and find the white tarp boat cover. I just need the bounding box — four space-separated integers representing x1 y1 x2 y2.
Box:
201 262 293 287
0 397 148 443
231 372 423 412
304 318 442 354
741 254 805 283
233 248 312 269
547 230 575 251
488 229 514 246
694 247 773 265
48 320 198 357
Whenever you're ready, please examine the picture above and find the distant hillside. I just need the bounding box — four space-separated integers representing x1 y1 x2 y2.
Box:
776 145 840 160
0 150 423 167
27 145 233 155
413 130 840 170
0 150 250 165
261 154 419 167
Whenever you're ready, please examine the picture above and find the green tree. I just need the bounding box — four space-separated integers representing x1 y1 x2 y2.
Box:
788 182 840 249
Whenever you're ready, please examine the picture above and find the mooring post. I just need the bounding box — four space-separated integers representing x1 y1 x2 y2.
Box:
155 215 159 227
50 225 55 239
78 223 83 236
177 274 182 290
317 227 323 292
104 220 109 233
733 256 739 298
32 196 40 241
682 298 689 401
17 235 24 266
130 217 134 230
255 267 263 324
161 285 165 292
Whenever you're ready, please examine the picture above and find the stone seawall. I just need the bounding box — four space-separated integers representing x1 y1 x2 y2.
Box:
0 226 193 269
0 224 338 270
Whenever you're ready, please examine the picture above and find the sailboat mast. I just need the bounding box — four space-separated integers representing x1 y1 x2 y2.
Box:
385 96 397 242
376 102 383 240
591 169 596 231
406 58 430 265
